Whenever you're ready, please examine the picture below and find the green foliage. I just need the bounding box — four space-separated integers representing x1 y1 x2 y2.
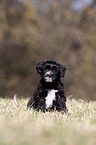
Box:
0 98 96 145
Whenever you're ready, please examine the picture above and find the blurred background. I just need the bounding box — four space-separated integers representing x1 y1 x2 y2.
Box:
0 0 96 100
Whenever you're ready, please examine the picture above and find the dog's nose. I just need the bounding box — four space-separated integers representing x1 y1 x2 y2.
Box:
45 71 54 77
48 74 53 77
46 74 53 77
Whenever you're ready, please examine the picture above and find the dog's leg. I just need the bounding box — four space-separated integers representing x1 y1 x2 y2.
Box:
56 92 68 114
35 97 45 113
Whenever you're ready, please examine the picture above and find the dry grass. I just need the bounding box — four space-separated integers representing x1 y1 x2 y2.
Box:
0 97 96 145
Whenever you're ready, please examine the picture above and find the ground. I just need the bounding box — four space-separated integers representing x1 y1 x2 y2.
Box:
0 97 96 145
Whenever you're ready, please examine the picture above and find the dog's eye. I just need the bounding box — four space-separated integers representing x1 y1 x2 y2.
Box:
45 65 51 70
53 66 57 71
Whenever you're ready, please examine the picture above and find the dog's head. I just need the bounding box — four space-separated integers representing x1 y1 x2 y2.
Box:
36 60 66 82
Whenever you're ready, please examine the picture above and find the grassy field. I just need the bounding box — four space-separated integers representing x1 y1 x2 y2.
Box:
0 97 96 145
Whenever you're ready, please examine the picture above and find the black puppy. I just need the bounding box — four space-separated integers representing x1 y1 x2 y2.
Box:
27 60 68 113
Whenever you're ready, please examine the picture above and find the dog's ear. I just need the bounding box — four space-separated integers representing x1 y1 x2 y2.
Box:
59 65 66 77
36 61 45 74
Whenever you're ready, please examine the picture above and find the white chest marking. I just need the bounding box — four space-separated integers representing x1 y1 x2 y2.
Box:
45 90 58 108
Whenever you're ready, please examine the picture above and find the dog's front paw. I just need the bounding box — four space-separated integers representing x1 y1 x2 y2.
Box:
40 106 46 113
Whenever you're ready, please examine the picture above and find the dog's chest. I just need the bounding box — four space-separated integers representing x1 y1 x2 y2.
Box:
45 89 58 108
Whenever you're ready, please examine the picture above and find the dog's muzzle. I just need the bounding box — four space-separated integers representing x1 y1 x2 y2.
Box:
44 71 54 82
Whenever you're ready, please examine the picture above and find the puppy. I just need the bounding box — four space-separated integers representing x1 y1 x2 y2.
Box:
27 60 68 113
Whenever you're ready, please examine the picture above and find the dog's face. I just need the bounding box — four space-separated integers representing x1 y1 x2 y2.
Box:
43 62 59 82
36 60 66 82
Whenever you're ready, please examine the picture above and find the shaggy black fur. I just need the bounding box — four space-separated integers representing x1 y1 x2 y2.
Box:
27 60 68 113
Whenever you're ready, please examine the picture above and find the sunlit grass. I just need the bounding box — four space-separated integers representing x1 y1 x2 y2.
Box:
0 97 96 145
